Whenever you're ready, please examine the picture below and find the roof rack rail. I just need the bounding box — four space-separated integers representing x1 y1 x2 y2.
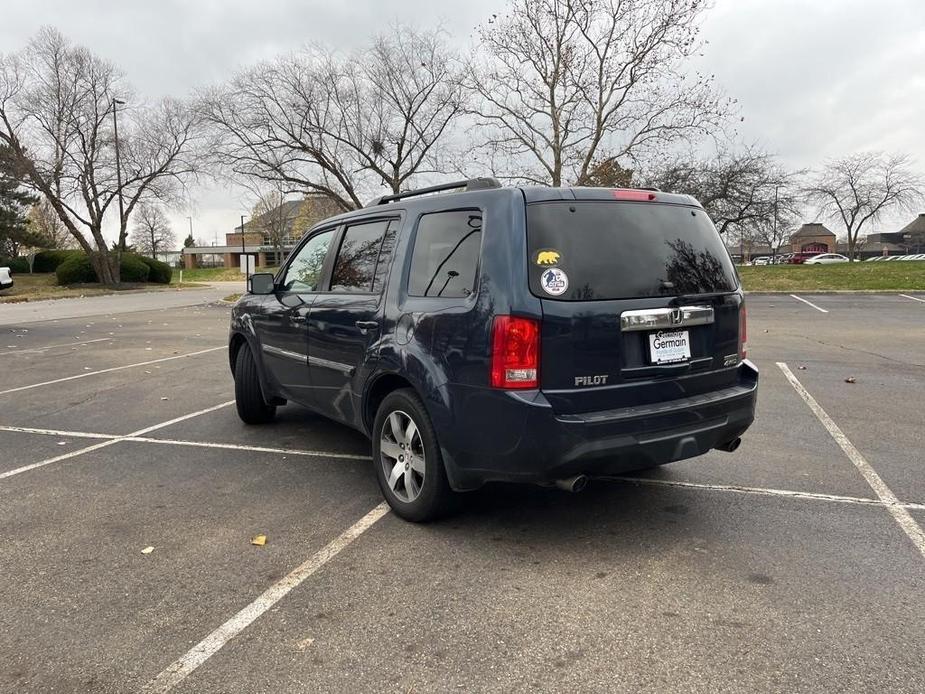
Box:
366 177 502 207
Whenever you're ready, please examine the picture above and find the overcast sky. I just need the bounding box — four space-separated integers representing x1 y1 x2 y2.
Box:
1 0 923 242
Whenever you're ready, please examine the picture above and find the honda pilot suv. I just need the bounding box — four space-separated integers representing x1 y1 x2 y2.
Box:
229 180 758 521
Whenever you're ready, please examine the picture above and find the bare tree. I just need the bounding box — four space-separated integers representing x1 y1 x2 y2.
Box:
130 202 174 259
200 24 465 211
466 0 732 186
27 198 75 249
647 148 802 246
249 185 289 262
0 28 204 284
804 152 924 261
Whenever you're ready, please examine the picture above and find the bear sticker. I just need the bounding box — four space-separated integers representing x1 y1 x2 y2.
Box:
535 249 561 266
540 267 569 296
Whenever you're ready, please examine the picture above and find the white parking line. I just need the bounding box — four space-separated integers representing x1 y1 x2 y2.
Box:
899 293 925 303
778 362 925 559
0 337 113 356
0 401 234 480
6 423 925 512
614 476 925 512
128 436 372 461
789 294 829 313
141 502 390 694
0 346 224 396
0 424 113 440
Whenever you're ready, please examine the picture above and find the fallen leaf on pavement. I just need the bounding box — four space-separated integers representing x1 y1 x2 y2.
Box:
845 376 856 383
141 546 154 554
251 534 267 546
296 637 315 652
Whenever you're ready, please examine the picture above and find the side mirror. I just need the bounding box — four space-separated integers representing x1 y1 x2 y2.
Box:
248 273 275 295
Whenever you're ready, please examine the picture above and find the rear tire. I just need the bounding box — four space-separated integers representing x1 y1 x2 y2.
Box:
234 343 277 425
372 388 455 522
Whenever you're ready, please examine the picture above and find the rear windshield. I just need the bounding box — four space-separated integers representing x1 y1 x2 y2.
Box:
527 201 738 300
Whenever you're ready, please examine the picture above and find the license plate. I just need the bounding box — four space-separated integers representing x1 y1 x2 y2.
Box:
648 330 691 364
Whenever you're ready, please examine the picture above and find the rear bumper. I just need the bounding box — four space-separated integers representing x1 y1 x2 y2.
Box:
434 360 758 491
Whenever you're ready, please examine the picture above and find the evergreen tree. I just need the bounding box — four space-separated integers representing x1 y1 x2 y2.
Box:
0 145 40 257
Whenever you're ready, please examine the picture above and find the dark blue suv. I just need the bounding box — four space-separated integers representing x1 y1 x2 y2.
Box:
229 180 758 521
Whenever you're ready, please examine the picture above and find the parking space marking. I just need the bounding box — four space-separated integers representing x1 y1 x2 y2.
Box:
778 362 925 559
0 346 224 396
0 424 372 462
0 401 234 480
614 476 925 511
0 424 114 440
128 436 372 461
6 422 925 511
899 294 925 303
789 294 829 313
0 337 113 356
141 502 390 694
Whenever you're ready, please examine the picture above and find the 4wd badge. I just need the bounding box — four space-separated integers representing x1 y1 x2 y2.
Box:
540 267 569 296
535 249 561 266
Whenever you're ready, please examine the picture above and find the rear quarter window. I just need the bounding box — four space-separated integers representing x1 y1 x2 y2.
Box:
527 201 738 300
407 210 482 298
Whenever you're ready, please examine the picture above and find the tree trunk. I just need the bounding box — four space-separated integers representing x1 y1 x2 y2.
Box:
88 249 121 285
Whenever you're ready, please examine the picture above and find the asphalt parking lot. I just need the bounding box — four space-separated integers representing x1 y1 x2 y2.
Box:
1 292 923 693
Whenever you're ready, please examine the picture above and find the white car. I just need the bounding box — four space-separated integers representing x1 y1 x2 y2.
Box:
750 256 771 266
804 253 849 265
0 266 13 291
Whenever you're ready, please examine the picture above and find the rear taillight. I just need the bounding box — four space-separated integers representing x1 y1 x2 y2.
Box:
612 188 656 202
490 316 540 389
738 304 748 359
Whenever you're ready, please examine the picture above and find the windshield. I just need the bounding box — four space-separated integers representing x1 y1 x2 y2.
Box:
527 201 738 300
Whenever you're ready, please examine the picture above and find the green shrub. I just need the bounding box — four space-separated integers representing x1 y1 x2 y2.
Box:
0 257 30 273
119 254 150 283
134 255 172 284
55 253 151 285
34 249 82 273
55 255 97 284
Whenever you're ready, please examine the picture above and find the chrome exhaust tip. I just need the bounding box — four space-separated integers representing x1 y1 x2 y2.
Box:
555 474 589 493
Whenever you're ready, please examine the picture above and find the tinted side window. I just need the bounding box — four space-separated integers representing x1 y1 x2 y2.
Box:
371 219 400 293
330 220 389 292
408 211 481 298
281 229 335 292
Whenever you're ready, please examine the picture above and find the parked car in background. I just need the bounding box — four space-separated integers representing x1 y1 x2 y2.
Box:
0 266 13 291
750 256 770 266
804 253 849 265
786 252 820 264
229 180 757 521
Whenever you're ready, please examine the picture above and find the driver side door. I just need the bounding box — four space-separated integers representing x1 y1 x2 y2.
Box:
253 228 337 405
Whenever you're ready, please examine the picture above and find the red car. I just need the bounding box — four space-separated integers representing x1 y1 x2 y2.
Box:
787 252 820 264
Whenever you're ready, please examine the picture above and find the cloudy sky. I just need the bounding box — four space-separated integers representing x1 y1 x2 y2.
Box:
1 0 923 242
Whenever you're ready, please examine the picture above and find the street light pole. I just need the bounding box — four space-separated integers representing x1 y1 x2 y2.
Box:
112 98 126 252
240 214 247 285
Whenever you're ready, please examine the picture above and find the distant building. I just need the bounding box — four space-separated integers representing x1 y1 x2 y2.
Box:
865 213 925 255
182 193 343 270
789 223 836 254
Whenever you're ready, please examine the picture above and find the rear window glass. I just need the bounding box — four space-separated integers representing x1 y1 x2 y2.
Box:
527 202 737 300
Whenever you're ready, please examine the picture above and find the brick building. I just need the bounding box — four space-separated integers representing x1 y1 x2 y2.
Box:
182 194 342 270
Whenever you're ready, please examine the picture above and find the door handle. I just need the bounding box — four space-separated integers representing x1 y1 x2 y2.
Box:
289 315 306 324
355 320 378 333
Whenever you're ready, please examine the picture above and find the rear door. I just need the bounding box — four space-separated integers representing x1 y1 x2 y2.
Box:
526 196 743 415
307 217 399 424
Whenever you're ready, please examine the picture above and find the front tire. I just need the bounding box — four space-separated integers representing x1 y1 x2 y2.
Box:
372 389 454 522
234 343 277 425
